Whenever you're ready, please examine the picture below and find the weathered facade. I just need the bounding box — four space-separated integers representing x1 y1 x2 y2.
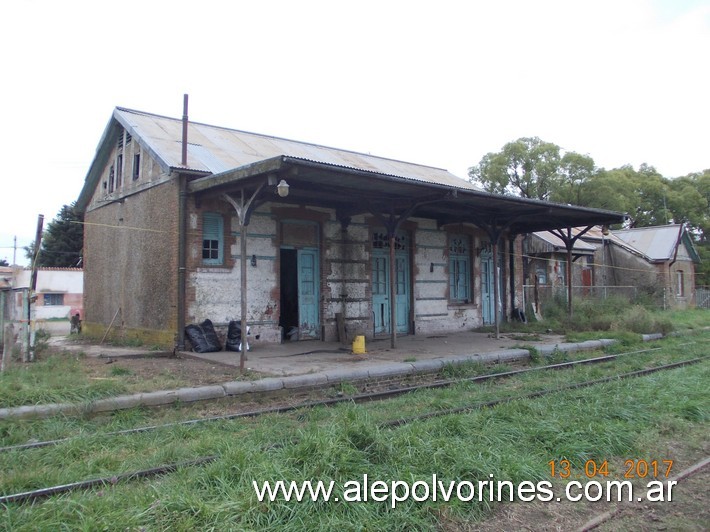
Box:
523 225 700 310
76 105 624 349
523 231 596 290
582 224 699 309
12 268 83 320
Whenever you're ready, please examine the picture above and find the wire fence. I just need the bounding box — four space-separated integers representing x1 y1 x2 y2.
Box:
523 284 663 311
525 284 710 312
696 287 710 310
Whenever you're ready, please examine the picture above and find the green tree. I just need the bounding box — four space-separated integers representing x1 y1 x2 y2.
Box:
26 204 84 268
0 259 8 267
671 169 710 287
573 167 637 215
469 137 562 200
550 152 597 205
671 170 710 242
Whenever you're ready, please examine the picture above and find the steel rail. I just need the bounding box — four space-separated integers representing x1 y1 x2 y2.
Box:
0 348 663 454
0 456 217 505
380 356 707 428
0 356 704 506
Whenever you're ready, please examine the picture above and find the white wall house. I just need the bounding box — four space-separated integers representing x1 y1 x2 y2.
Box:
12 268 84 320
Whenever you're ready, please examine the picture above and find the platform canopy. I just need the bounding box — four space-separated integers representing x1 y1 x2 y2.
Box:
188 154 626 234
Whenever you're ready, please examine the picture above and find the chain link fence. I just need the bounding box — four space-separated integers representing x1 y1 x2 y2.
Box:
696 287 710 309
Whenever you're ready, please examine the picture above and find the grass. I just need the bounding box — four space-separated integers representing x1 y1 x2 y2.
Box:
0 351 128 408
0 307 707 529
0 344 706 530
485 296 680 339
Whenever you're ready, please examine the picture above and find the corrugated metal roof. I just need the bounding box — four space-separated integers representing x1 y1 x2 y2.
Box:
613 225 683 261
114 107 479 191
532 231 596 252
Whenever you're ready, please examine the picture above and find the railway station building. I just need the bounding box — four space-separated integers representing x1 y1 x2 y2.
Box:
76 104 625 350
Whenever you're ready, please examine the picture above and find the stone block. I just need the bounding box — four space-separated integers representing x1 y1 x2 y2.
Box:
410 359 445 373
368 363 413 378
91 395 143 413
140 390 179 407
324 367 371 383
283 373 329 389
177 385 226 403
249 378 285 393
222 381 255 395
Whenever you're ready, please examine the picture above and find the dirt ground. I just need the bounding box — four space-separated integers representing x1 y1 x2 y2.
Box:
79 352 245 389
461 466 709 531
464 438 710 531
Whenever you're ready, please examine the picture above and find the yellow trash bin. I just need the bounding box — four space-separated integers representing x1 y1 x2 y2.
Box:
352 335 367 354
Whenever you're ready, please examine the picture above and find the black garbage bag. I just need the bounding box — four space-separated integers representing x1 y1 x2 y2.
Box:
226 320 248 352
185 319 222 353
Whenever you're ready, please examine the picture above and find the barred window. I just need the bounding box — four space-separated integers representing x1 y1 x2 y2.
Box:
44 293 64 306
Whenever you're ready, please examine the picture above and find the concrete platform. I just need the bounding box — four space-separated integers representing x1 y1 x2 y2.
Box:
0 329 615 421
177 330 567 377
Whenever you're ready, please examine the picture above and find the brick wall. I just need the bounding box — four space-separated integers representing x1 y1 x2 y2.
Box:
83 179 179 344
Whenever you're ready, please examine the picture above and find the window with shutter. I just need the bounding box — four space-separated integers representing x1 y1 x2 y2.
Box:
202 213 224 265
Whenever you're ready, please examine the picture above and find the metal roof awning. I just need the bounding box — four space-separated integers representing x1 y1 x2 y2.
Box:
188 155 627 234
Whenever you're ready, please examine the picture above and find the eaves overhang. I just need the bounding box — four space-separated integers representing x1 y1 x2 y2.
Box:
187 156 627 234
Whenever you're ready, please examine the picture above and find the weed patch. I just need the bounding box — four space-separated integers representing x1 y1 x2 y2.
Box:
109 366 132 377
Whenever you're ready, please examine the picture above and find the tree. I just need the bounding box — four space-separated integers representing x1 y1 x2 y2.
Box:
671 169 710 287
550 152 597 206
469 137 562 200
0 259 8 267
670 170 710 242
26 204 84 268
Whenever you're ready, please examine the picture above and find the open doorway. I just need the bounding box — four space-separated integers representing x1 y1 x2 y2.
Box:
279 248 299 341
279 246 320 341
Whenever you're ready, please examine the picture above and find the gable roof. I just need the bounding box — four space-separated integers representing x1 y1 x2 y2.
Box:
614 224 700 263
77 106 627 233
529 231 597 254
95 107 475 192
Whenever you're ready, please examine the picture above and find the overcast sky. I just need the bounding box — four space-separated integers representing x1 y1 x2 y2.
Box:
1 0 708 265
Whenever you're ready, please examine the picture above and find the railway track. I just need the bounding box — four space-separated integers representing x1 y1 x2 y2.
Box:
1 352 706 505
0 347 661 454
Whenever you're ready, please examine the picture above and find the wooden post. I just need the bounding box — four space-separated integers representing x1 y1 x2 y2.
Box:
389 233 397 349
27 215 44 362
101 307 121 344
567 243 573 318
223 184 265 373
2 323 15 372
239 213 248 373
492 238 501 339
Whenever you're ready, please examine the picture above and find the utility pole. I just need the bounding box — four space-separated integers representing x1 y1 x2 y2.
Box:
13 236 17 266
25 215 44 362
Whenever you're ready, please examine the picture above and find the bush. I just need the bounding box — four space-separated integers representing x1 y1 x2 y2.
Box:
33 328 51 357
521 295 675 337
614 305 674 335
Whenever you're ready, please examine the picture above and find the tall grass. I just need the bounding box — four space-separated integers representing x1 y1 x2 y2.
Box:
1 337 707 530
0 352 128 408
2 362 705 530
502 295 677 339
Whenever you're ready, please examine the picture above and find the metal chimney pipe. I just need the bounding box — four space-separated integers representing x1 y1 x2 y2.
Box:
181 94 188 166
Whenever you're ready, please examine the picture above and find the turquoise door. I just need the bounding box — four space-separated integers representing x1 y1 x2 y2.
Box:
480 248 502 324
372 254 389 334
372 250 410 334
298 248 319 339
